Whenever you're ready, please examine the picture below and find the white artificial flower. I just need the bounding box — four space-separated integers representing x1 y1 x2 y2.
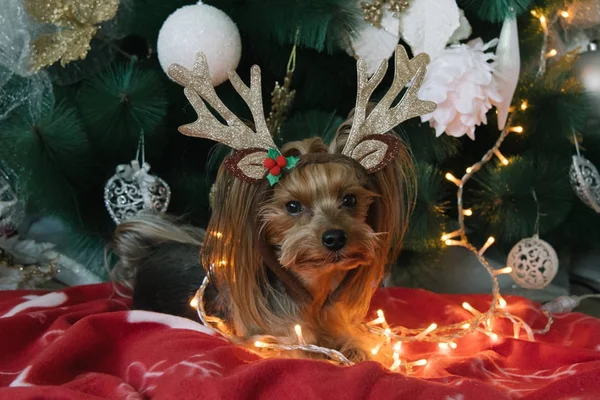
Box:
419 38 502 140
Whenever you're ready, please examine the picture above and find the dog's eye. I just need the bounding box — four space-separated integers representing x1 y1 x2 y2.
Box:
285 201 303 215
342 194 357 208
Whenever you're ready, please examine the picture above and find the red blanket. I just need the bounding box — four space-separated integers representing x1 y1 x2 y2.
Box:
0 284 599 400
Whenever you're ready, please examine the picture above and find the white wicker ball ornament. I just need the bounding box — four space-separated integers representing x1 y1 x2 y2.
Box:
569 155 600 213
157 1 242 86
508 235 558 290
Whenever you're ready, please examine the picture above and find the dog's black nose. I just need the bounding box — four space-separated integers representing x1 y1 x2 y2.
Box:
322 229 347 251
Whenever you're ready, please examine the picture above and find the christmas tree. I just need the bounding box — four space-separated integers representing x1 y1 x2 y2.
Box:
1 0 599 289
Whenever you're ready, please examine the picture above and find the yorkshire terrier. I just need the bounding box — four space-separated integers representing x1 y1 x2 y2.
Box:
112 46 435 362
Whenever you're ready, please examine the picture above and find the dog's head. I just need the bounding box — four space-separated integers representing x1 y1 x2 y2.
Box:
202 126 415 337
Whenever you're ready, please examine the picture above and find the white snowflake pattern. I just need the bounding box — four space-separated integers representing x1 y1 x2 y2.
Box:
124 354 222 396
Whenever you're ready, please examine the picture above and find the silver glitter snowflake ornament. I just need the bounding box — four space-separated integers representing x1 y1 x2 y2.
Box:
104 160 171 224
0 166 25 236
569 155 600 214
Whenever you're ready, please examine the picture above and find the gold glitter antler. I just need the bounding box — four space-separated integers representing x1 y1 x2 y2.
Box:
168 53 276 151
342 46 436 169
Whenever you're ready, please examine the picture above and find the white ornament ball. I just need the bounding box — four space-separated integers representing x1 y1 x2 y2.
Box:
508 236 558 290
157 2 242 86
569 155 600 213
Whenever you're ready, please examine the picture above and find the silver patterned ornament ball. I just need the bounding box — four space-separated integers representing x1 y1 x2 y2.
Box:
0 167 25 236
570 155 600 213
508 236 559 290
104 160 171 224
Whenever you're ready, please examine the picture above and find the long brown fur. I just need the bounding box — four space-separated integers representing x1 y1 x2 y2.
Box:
201 111 416 361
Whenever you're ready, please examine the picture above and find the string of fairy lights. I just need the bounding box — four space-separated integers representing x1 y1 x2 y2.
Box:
187 7 573 374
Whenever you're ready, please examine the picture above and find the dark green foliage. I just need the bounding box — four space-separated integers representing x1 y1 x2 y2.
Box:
458 0 534 22
402 120 463 164
53 229 111 279
163 170 211 227
515 55 588 154
78 62 168 163
277 110 344 146
404 163 452 251
471 155 573 244
0 101 95 225
128 0 196 41
210 0 360 53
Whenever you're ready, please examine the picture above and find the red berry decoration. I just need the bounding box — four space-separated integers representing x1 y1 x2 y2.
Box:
270 165 281 176
276 155 287 168
263 158 276 169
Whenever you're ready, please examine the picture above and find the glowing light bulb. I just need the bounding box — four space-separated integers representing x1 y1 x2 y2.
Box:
461 323 471 330
494 149 509 166
530 10 538 16
393 342 403 353
463 209 473 216
520 101 528 111
546 49 558 58
478 237 495 256
189 296 199 308
254 341 267 348
413 359 428 366
539 15 546 24
510 126 524 133
494 266 513 276
438 343 449 350
490 333 499 342
560 10 569 18
371 344 382 355
294 324 305 345
369 309 386 325
498 297 508 309
462 302 481 316
441 230 461 242
449 342 458 349
416 323 438 340
466 167 473 173
445 173 461 186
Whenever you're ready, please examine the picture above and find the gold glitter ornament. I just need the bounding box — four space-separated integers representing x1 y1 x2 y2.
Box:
24 0 120 72
360 0 384 28
266 39 298 138
387 0 410 17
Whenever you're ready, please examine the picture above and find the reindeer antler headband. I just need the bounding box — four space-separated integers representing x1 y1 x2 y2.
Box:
168 46 436 185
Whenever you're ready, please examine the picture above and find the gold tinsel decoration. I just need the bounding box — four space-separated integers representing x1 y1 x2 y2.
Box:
266 33 299 138
24 0 120 72
360 0 410 27
0 247 58 288
266 72 296 138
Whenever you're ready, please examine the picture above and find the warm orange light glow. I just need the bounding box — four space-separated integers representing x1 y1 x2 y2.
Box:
498 297 507 309
494 149 509 166
254 341 268 348
539 15 547 25
510 126 524 133
466 167 473 173
461 323 471 330
445 173 461 186
520 101 528 111
531 10 538 16
371 344 382 355
463 302 481 316
413 359 428 366
478 237 496 255
189 296 199 308
546 49 558 58
494 266 513 276
394 342 403 353
560 11 569 18
463 208 473 216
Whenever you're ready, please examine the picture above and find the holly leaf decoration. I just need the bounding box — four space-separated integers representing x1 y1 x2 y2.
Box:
285 156 299 170
267 148 280 159
267 174 280 186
